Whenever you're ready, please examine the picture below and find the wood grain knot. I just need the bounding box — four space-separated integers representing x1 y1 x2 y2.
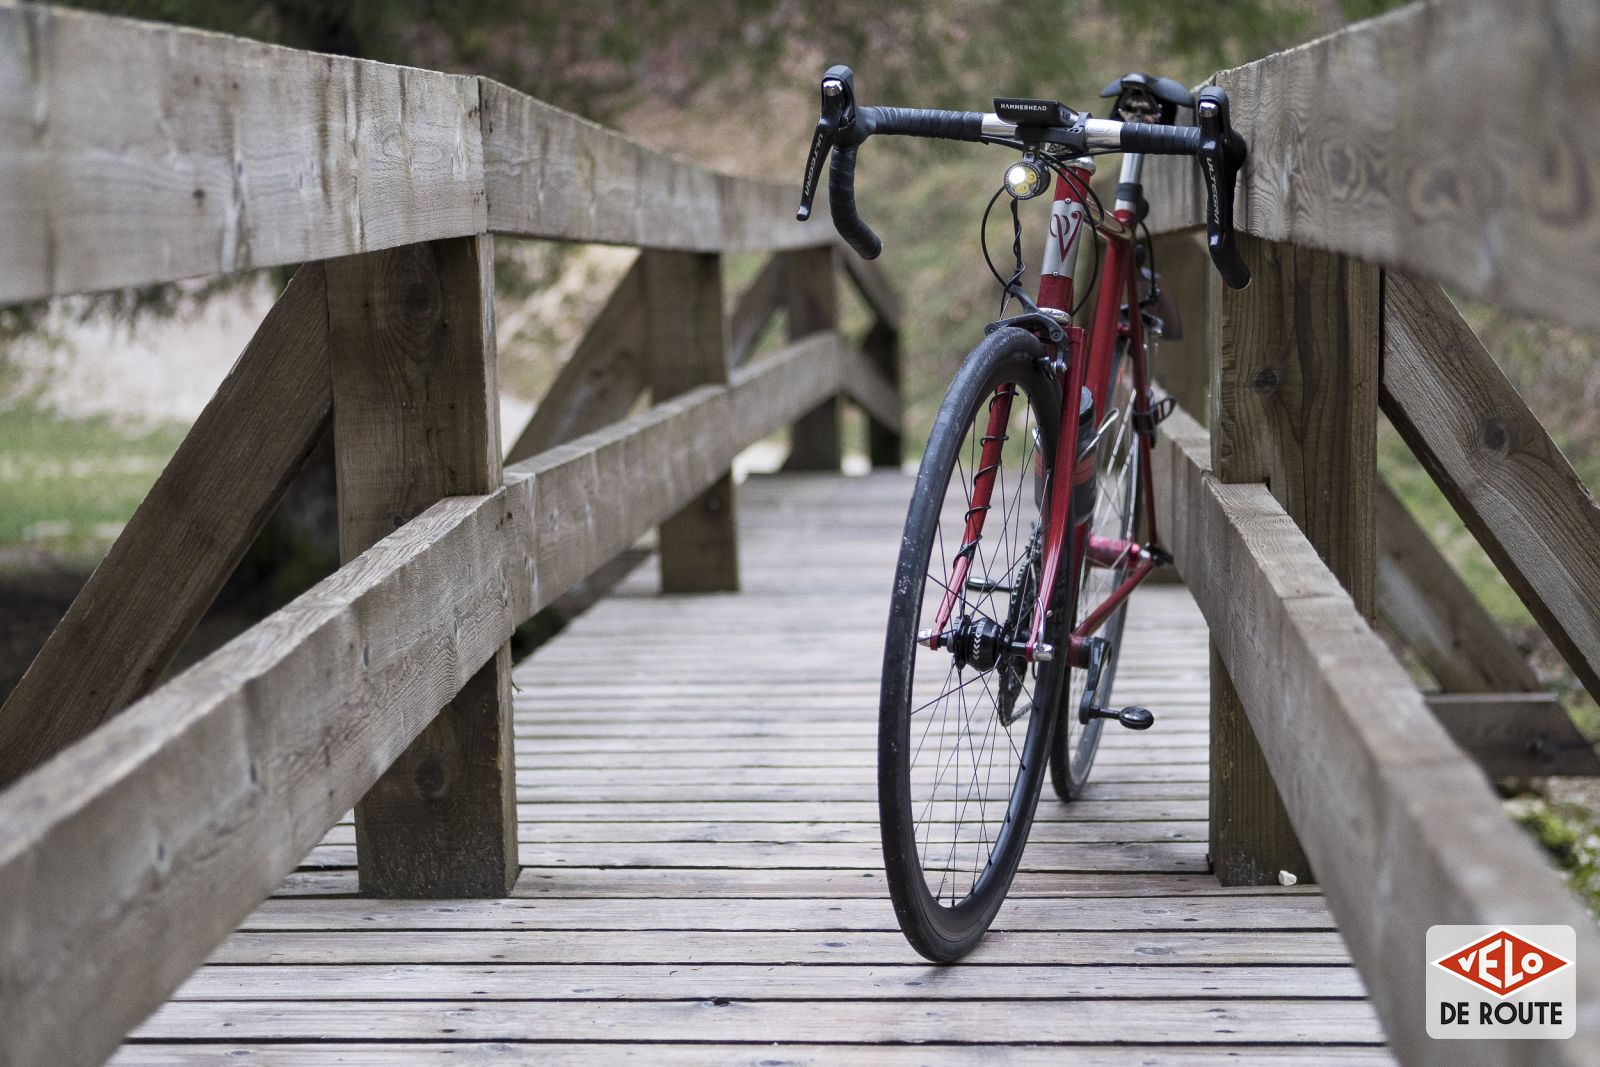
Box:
413 753 449 799
402 281 435 317
1478 416 1510 456
1251 367 1281 394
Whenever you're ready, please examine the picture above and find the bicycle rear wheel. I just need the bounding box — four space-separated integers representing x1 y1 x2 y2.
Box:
879 328 1068 962
1050 338 1145 801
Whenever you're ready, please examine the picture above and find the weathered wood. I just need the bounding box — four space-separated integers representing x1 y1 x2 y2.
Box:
841 339 902 437
1426 693 1600 779
505 866 1307 901
1382 273 1600 703
727 254 786 367
1210 236 1380 612
480 81 819 254
642 249 740 593
1150 231 1211 421
1374 478 1541 694
116 1043 1395 1067
505 251 803 468
310 839 1208 874
862 319 904 467
839 251 903 333
0 7 834 303
326 816 1208 846
1152 405 1600 1065
715 171 832 254
0 265 331 787
1205 235 1380 885
173 962 1354 999
0 4 486 302
0 494 528 1067
237 894 1332 932
205 928 1341 967
512 334 859 601
1206 649 1304 886
326 235 517 898
782 246 843 471
0 334 849 1067
292 866 1324 900
133 997 1385 1045
114 471 1378 1060
504 256 647 464
1140 1 1600 335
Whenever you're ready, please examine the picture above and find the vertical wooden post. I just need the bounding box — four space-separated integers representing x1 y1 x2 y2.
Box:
782 246 843 471
1150 231 1212 422
863 318 904 467
1207 233 1380 886
642 249 740 593
326 235 518 898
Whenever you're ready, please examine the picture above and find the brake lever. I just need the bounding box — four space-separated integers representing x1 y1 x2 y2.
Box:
1195 85 1251 289
797 65 857 221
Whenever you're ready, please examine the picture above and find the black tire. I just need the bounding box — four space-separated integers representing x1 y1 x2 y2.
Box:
879 328 1069 962
1050 339 1145 802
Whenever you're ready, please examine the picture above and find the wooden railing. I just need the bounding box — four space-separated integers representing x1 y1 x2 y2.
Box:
1137 1 1600 1063
0 6 900 1065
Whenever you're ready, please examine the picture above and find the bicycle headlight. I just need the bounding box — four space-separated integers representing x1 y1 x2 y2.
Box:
1004 159 1049 201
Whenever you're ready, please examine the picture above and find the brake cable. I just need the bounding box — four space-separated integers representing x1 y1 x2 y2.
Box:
980 184 1035 317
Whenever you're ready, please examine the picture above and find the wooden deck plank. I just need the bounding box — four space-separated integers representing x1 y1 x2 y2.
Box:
316 819 1209 845
205 929 1355 966
169 962 1361 1000
124 471 1388 1061
132 998 1385 1044
276 868 1324 899
235 895 1335 932
112 1044 1396 1066
296 839 1214 873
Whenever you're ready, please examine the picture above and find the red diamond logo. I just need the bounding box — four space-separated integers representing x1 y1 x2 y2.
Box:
1433 929 1570 998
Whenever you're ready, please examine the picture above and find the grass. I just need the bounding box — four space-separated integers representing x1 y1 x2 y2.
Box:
0 402 187 556
1508 794 1600 920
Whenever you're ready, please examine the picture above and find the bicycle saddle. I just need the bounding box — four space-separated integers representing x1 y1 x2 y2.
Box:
1098 72 1193 125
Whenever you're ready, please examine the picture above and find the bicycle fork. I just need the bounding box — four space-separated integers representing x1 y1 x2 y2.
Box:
922 330 1167 669
925 382 1017 650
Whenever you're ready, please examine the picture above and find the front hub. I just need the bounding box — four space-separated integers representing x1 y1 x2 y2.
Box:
951 614 1005 672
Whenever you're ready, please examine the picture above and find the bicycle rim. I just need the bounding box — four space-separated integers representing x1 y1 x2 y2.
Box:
879 329 1067 961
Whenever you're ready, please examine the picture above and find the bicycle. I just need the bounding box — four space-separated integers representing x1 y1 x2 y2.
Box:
796 66 1251 961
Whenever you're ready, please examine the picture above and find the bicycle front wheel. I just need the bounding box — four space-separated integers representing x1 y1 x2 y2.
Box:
879 328 1068 962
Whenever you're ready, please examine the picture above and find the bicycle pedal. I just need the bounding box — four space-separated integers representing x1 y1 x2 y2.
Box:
1081 704 1155 730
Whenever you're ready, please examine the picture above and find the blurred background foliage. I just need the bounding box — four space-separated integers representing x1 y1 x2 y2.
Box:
5 0 1598 910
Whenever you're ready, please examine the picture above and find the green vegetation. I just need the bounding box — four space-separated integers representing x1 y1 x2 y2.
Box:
1509 794 1600 919
0 403 185 557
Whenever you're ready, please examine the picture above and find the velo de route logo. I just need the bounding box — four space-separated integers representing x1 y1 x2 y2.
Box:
1427 925 1576 1039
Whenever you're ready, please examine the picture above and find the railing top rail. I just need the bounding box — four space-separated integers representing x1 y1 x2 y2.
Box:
1141 0 1600 333
0 3 823 305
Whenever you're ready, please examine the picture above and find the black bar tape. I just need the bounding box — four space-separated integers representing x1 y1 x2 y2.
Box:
859 106 986 142
1119 123 1201 155
828 144 882 259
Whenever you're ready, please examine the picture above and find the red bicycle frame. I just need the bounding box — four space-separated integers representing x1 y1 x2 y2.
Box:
929 160 1164 664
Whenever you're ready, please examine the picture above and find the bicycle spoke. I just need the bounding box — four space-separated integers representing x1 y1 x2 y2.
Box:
904 375 1053 911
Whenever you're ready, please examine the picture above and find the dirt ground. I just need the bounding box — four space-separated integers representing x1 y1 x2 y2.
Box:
0 549 88 701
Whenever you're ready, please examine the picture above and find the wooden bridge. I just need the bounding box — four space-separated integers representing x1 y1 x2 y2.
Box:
1 2 1598 1064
